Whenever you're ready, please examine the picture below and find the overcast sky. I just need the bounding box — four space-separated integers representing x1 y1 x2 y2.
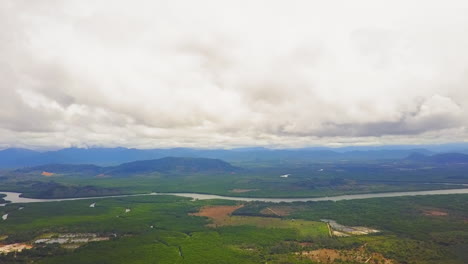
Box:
2 0 468 149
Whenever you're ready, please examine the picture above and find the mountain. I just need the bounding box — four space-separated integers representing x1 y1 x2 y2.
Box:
16 157 239 176
106 157 239 175
0 146 442 169
0 148 40 168
0 147 164 168
406 153 468 163
338 149 432 160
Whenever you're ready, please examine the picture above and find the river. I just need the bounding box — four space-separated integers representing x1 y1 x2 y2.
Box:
1 188 468 204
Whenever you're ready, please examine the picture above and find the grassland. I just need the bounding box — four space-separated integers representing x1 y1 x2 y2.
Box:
222 216 329 238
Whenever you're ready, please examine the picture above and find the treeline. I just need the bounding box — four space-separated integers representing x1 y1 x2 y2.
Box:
11 181 123 199
0 244 68 263
0 193 9 204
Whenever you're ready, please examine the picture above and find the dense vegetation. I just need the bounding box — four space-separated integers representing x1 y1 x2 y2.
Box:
0 193 8 204
0 194 466 263
0 181 123 199
1 157 467 199
16 157 238 176
0 151 467 263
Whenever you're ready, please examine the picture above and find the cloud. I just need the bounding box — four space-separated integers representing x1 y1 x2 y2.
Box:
1 0 468 149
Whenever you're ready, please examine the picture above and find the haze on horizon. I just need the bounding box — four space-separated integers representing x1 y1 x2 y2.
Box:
2 0 468 150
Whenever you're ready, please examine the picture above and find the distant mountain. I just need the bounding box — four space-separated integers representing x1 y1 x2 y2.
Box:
405 153 428 162
16 157 239 176
406 153 468 163
0 148 40 168
328 143 468 153
339 149 432 160
0 147 165 168
106 157 238 175
0 146 444 169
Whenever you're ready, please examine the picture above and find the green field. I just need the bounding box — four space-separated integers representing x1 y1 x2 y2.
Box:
225 216 329 237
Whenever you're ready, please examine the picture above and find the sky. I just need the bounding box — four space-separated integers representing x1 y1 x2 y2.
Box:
1 0 468 149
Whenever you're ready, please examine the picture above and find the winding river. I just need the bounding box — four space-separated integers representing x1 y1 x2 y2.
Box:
1 188 468 204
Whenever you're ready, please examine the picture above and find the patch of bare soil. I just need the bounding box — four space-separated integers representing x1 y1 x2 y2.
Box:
260 206 296 216
191 205 244 226
34 233 110 248
332 230 349 237
299 246 395 264
423 209 448 216
0 243 32 254
229 189 258 193
322 219 379 236
41 171 55 176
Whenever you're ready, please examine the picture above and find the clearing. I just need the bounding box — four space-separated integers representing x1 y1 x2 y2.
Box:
191 205 244 226
0 243 32 254
321 219 379 236
422 209 448 216
192 205 328 237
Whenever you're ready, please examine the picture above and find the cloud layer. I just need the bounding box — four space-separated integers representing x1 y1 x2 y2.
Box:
2 0 468 149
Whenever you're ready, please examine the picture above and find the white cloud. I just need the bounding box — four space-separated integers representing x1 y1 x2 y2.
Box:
1 0 468 149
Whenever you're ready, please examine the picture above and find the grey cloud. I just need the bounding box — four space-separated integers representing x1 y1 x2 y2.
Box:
268 95 464 137
1 0 468 149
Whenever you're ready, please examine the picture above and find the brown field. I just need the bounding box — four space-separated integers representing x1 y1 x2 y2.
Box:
191 206 329 237
41 171 55 176
191 205 244 226
299 246 395 264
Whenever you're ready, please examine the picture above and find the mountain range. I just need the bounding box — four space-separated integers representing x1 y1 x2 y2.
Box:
1 143 468 168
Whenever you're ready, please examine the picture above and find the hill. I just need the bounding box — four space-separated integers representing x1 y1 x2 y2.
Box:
15 157 239 176
106 157 239 175
0 148 41 168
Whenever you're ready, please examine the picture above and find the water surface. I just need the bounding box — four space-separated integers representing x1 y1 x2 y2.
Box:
1 188 468 204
